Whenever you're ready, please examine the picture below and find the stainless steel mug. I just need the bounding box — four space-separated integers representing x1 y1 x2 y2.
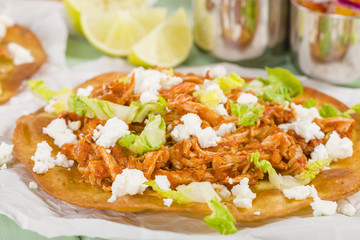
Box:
193 0 290 62
290 0 360 85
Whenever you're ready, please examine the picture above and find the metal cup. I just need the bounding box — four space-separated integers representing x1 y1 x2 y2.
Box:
290 0 360 85
193 0 290 62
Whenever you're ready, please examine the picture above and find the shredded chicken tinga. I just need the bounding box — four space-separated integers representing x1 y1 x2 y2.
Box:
13 68 360 233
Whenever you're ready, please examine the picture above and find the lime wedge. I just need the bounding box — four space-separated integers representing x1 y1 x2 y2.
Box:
63 0 149 34
81 8 167 56
193 0 216 51
128 8 193 68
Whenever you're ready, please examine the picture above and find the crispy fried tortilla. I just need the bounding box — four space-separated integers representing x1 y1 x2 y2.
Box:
0 25 46 104
13 72 360 222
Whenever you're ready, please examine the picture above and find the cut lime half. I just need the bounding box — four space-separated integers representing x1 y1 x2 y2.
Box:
128 8 193 68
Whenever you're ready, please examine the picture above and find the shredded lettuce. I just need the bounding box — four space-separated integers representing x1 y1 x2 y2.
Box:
132 96 168 123
27 79 72 101
203 197 238 235
193 89 222 109
118 115 166 155
251 151 276 174
68 95 137 123
296 158 332 183
251 151 302 189
118 76 129 83
257 68 303 104
215 73 244 94
265 67 303 97
303 98 317 109
230 101 264 126
176 182 221 203
350 103 360 114
147 180 238 235
318 104 351 119
144 180 191 204
176 182 237 235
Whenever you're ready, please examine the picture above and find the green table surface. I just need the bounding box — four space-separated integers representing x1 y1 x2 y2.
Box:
0 0 307 239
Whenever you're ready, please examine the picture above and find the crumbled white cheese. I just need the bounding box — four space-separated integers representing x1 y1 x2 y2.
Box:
54 152 74 168
171 113 221 148
108 168 148 203
28 181 38 190
31 141 74 174
155 175 171 191
292 103 321 122
0 15 14 38
43 118 78 147
130 67 183 94
231 178 256 209
140 89 159 104
1 163 7 170
279 121 324 143
0 142 13 166
212 183 231 200
161 76 183 90
205 66 227 78
206 84 227 104
282 185 313 200
92 117 130 148
325 131 353 160
253 211 261 216
31 141 56 174
197 127 221 148
105 149 111 154
236 93 258 106
216 123 236 137
282 184 337 217
67 121 81 131
301 185 338 217
279 104 324 142
228 178 234 185
76 85 94 97
44 98 57 114
311 199 337 216
214 104 228 116
171 113 202 142
337 200 356 217
7 42 34 65
194 85 200 91
163 198 173 207
310 144 329 162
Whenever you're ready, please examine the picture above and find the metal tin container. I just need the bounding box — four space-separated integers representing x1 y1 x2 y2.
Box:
193 0 290 62
290 0 360 85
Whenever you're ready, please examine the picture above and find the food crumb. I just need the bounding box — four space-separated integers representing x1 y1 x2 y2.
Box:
163 198 173 207
254 211 260 216
29 181 38 190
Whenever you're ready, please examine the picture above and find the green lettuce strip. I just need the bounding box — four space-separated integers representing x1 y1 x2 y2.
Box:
68 95 138 123
256 68 303 105
144 180 191 204
303 98 317 109
132 96 168 123
27 79 72 101
215 73 244 95
118 115 166 155
230 101 264 126
204 197 238 235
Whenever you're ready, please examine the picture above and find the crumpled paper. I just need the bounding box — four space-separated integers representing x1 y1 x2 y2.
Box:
2 1 360 240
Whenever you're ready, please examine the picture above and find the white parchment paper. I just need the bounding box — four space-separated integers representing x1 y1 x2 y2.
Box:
1 1 360 239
